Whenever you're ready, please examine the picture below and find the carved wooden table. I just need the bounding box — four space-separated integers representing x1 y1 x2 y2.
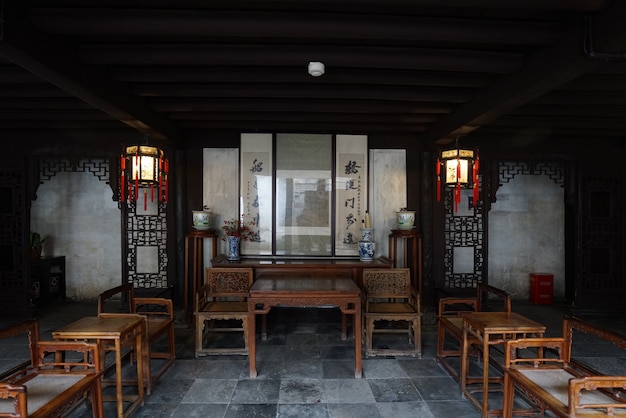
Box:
460 311 546 418
211 255 392 288
247 276 362 378
52 315 145 418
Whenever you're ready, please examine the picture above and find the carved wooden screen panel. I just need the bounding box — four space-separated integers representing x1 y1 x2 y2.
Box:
576 163 625 309
442 181 484 290
0 158 30 318
123 190 169 290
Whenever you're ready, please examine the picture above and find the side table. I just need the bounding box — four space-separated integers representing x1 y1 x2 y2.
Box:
388 229 422 304
184 229 219 324
52 315 146 418
461 311 546 417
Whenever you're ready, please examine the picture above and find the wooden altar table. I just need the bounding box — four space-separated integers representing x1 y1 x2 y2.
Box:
211 255 392 288
247 276 362 378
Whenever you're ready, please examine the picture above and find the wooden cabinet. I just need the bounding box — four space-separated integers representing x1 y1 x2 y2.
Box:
30 256 66 308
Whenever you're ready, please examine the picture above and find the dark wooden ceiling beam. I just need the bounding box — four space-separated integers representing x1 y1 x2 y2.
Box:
424 18 607 144
30 0 610 14
0 1 181 143
81 45 523 74
178 120 427 134
114 67 493 89
135 84 470 103
149 99 452 114
168 112 437 124
32 10 560 47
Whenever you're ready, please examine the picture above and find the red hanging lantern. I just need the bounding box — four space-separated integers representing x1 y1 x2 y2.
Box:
438 138 477 212
120 142 168 207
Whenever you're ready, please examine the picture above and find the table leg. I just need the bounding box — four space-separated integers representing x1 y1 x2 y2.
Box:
248 307 257 378
135 331 145 404
184 236 190 323
353 300 362 378
481 336 489 417
461 327 468 396
114 339 124 418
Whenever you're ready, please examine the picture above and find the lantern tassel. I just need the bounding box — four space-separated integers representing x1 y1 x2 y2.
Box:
473 153 480 207
436 158 441 202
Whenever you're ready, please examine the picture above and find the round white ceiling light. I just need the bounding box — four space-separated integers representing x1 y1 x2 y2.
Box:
308 61 325 77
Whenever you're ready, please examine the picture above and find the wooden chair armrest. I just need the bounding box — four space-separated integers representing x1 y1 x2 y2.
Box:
477 283 511 312
438 297 478 316
410 291 421 313
0 320 39 368
0 383 28 416
133 297 174 318
504 337 568 367
35 341 101 372
569 376 626 413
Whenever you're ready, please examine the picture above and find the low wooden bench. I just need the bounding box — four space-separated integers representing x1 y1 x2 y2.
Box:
502 316 626 418
436 283 511 382
0 319 103 418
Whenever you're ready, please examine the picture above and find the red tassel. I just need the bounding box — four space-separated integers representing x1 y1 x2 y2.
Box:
455 184 461 212
473 154 480 207
473 182 479 207
436 158 441 202
120 172 125 202
144 189 148 211
164 174 169 202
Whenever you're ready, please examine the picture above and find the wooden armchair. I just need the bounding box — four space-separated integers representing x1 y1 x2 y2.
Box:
97 284 176 394
194 267 254 357
0 319 103 418
502 336 626 417
362 268 421 358
436 283 511 382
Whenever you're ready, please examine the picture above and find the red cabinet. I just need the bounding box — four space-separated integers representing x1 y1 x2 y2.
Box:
529 273 553 305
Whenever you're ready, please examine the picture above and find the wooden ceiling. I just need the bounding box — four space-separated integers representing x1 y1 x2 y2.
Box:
1 0 626 152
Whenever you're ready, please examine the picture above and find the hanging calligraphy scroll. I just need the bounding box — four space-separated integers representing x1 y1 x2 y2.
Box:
335 135 368 256
240 133 273 255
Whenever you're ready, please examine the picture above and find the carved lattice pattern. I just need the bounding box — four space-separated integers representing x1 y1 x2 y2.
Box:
125 204 169 289
443 176 484 289
206 268 254 298
39 159 110 182
362 269 412 296
500 161 564 186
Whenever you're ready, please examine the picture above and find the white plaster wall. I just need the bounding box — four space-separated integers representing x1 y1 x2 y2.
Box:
488 174 564 300
370 149 407 260
202 148 240 265
31 170 121 300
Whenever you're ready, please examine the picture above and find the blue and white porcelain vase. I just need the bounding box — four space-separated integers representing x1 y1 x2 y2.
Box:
227 236 241 261
358 228 375 262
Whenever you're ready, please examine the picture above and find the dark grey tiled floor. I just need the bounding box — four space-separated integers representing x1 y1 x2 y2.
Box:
2 299 626 418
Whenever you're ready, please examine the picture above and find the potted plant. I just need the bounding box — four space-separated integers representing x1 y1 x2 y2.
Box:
221 216 255 260
30 231 48 259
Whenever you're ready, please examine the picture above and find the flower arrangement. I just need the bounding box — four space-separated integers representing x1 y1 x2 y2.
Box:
221 216 256 241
